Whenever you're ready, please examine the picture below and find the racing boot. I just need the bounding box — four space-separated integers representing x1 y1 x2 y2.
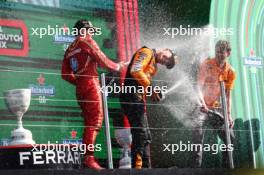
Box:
134 153 143 169
84 155 104 170
83 128 104 170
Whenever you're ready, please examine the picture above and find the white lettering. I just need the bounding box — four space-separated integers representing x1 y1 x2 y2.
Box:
33 151 44 164
19 152 31 165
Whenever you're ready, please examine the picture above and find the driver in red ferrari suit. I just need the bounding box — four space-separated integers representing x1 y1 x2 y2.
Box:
61 19 125 170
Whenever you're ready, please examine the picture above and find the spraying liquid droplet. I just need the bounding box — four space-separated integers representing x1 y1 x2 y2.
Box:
165 77 187 95
158 77 187 101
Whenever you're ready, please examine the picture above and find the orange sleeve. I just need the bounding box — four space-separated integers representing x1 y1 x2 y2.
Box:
225 68 236 90
130 48 152 88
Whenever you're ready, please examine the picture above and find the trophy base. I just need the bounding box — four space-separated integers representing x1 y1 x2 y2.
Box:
9 127 35 145
115 129 132 169
119 150 131 169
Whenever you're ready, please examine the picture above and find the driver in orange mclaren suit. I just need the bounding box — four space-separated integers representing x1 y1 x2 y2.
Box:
120 46 177 169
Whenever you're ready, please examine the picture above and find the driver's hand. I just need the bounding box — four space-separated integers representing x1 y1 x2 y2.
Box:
200 104 209 113
228 116 234 129
118 61 127 71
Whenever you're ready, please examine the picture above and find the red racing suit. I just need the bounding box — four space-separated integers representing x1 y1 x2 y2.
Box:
61 35 119 156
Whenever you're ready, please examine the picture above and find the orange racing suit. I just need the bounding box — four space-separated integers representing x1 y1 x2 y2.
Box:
191 57 236 168
198 58 236 109
120 46 157 168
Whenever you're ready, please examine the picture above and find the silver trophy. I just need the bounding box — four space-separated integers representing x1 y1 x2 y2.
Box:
3 89 35 145
115 128 132 169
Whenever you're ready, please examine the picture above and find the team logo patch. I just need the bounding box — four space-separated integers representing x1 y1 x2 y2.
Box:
70 57 78 73
131 52 147 72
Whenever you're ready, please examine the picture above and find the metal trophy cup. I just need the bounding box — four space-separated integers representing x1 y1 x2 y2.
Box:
115 129 132 169
3 89 35 145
